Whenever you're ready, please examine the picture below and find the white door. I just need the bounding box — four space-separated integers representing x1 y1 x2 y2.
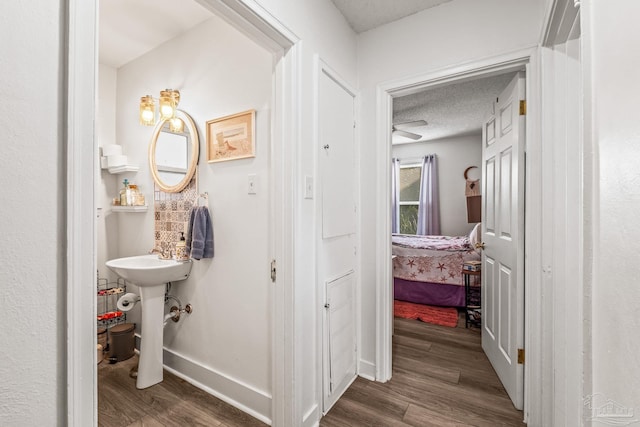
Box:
323 272 356 411
481 71 525 410
318 64 357 412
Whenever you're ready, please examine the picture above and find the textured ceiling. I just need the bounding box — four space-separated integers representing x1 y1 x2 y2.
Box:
330 0 453 33
392 73 517 144
99 0 211 68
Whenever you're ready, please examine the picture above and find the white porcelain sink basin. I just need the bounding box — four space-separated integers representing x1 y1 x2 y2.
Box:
106 254 192 287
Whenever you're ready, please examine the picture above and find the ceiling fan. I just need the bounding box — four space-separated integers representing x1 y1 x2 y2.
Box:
392 120 427 140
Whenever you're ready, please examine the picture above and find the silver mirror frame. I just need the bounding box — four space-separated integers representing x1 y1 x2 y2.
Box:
149 109 199 193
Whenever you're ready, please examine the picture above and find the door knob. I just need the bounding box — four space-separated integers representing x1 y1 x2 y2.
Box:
475 242 485 250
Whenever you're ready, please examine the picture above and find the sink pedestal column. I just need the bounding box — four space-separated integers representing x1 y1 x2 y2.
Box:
136 284 165 389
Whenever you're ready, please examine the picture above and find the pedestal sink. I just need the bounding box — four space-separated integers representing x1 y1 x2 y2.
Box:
106 254 192 389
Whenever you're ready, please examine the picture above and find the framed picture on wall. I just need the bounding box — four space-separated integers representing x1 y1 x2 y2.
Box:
206 109 255 163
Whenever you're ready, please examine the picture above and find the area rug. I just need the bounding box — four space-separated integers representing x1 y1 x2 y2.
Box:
394 300 458 328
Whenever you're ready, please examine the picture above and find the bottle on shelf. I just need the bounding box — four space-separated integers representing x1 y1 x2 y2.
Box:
119 179 131 206
132 185 145 206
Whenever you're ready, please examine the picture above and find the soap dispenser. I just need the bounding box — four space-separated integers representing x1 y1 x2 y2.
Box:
119 179 130 206
175 232 188 260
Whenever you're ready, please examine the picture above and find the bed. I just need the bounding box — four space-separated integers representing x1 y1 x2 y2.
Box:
392 225 481 308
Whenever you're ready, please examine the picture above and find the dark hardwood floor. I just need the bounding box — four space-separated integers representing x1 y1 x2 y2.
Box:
320 316 525 427
98 356 267 427
99 316 523 426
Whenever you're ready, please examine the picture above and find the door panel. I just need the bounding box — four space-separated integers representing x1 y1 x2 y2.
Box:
484 255 496 337
324 272 356 408
320 70 355 239
485 118 496 145
500 148 512 237
318 64 357 413
498 264 512 359
481 71 525 410
485 158 496 233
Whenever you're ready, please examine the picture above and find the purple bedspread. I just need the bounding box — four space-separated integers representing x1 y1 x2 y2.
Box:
394 278 466 307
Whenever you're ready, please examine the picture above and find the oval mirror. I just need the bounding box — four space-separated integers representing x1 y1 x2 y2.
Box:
149 110 199 193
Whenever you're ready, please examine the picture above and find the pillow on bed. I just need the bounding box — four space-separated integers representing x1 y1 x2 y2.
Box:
469 223 481 249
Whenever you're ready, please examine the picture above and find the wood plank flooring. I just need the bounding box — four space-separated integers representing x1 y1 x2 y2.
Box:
99 316 524 426
320 317 525 427
98 355 268 427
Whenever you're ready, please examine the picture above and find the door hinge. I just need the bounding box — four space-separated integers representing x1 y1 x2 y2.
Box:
270 259 276 282
519 100 527 116
517 348 525 364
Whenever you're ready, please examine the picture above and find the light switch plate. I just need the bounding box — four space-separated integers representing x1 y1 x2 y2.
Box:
304 175 313 199
248 173 257 195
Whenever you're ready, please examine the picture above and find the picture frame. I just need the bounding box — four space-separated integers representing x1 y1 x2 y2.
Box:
206 109 255 163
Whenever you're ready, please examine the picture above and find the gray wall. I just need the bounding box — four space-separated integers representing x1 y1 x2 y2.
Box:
392 134 482 237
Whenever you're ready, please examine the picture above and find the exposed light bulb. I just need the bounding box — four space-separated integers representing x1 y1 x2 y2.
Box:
169 118 184 133
139 95 156 126
141 109 154 122
160 104 174 118
159 89 179 120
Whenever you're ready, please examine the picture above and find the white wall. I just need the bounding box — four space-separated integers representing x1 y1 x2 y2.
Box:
0 3 65 425
357 0 546 373
243 1 358 422
392 134 482 237
97 64 119 282
104 15 274 417
585 0 640 417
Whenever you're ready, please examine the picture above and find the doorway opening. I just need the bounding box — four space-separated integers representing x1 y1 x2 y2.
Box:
375 49 538 419
390 68 524 409
67 1 300 425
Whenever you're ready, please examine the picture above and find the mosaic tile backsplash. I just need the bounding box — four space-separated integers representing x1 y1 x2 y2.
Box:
154 173 198 255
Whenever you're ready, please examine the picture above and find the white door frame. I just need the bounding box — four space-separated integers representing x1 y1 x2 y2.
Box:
66 0 300 425
374 46 545 423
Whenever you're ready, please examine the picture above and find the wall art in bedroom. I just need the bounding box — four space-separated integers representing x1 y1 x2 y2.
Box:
206 109 255 163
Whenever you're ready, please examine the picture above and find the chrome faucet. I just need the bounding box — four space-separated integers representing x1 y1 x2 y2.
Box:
149 246 172 260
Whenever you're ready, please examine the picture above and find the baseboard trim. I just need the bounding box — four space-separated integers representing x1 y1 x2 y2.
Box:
161 347 272 425
358 359 376 381
302 403 320 427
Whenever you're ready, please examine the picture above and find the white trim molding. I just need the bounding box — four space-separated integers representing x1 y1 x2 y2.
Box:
541 0 581 46
163 348 272 424
374 47 542 421
358 359 376 381
66 0 98 425
302 404 320 427
537 1 586 425
271 40 301 427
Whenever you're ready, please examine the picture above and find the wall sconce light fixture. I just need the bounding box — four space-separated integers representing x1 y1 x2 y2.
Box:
139 89 181 127
159 89 180 120
139 95 155 126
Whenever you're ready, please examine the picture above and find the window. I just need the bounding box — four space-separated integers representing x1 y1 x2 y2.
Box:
398 164 422 234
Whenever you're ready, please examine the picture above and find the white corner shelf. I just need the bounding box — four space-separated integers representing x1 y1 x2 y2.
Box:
108 165 139 174
112 205 148 213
